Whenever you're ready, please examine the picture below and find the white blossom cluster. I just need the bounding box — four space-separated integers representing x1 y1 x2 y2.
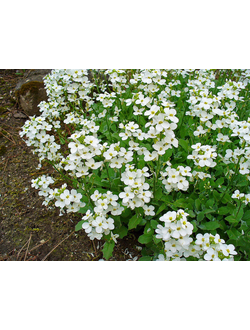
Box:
187 143 217 168
81 190 123 241
185 70 250 181
119 164 155 215
31 176 86 215
160 164 192 192
155 209 237 261
232 190 250 205
19 69 250 260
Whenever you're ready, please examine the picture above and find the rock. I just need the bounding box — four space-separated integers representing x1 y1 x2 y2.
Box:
14 69 52 117
12 110 28 119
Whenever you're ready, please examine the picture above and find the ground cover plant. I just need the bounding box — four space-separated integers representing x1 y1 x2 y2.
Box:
19 69 250 260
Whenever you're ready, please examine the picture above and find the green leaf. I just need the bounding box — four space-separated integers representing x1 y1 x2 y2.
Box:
242 210 250 224
199 220 220 230
163 148 173 161
154 187 163 200
195 199 201 211
227 228 242 240
203 209 216 215
156 203 169 215
116 225 128 239
225 207 244 224
128 214 143 230
102 241 115 260
75 220 84 232
197 212 205 222
205 199 215 209
173 198 188 208
178 138 189 152
213 190 221 201
218 206 230 215
139 256 152 261
187 209 196 218
138 234 153 244
215 177 224 186
222 192 232 204
150 220 159 229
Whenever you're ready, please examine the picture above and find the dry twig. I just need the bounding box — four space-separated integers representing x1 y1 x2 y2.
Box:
42 232 74 261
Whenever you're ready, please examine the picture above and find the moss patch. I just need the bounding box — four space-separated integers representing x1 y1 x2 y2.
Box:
0 145 7 156
15 81 44 98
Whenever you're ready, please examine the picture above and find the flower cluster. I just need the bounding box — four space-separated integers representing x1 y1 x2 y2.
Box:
160 164 192 192
19 69 250 260
195 233 237 261
119 164 155 214
155 209 237 261
187 143 217 168
232 190 250 205
155 209 198 260
81 190 123 241
31 176 86 215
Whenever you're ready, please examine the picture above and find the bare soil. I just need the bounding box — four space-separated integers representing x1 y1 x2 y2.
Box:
0 69 142 261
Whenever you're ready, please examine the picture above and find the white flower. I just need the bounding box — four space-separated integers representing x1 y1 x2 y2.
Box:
144 150 158 161
111 232 119 243
155 225 171 241
70 189 83 203
204 247 220 261
92 216 109 233
122 171 137 186
145 105 160 119
91 190 102 201
103 149 118 160
125 121 139 132
143 205 155 216
221 244 237 257
160 211 177 223
82 220 93 234
135 93 151 106
170 221 188 239
105 217 115 230
85 158 103 169
95 198 109 212
232 190 244 200
152 141 169 155
60 189 74 205
119 187 135 204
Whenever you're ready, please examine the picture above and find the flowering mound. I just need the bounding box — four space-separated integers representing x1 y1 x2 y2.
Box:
20 69 250 260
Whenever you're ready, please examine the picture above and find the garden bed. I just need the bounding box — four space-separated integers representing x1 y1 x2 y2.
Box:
2 69 250 261
0 70 141 261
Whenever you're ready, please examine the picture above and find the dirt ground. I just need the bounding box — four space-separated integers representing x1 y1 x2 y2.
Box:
0 69 142 261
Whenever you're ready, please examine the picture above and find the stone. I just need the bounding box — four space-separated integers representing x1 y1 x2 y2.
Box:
14 69 109 117
12 110 28 119
14 69 52 117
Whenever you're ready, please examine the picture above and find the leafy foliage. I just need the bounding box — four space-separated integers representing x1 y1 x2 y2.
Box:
20 69 250 260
